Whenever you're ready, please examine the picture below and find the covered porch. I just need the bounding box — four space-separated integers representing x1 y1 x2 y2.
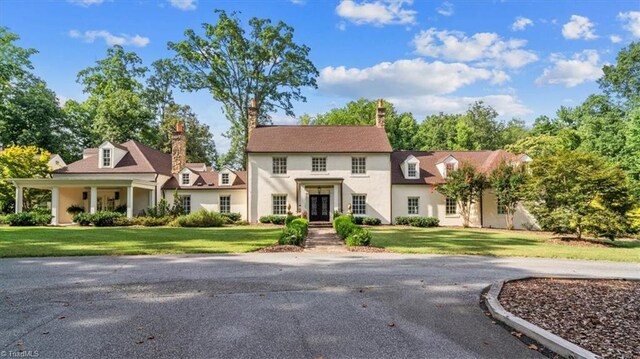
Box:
10 179 157 225
295 178 343 222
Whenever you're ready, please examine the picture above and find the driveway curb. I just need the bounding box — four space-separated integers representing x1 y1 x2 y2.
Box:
484 276 603 359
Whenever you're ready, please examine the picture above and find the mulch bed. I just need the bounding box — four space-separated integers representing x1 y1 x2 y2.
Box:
258 245 304 253
347 246 387 253
546 237 613 248
499 278 640 358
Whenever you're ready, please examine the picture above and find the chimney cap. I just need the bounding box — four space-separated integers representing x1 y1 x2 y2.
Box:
176 122 184 133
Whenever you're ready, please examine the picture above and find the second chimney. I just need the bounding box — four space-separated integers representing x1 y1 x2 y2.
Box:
171 122 187 174
376 99 386 128
248 98 258 138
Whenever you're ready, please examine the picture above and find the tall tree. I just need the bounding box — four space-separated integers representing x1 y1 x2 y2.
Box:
599 42 640 105
489 161 527 230
146 59 181 123
0 146 51 213
169 10 319 169
436 163 486 228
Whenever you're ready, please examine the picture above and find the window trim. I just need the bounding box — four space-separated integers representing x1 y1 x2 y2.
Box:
219 195 231 214
351 157 367 175
272 194 287 215
311 157 327 173
182 195 191 215
272 157 287 175
497 197 507 215
351 194 366 215
445 197 457 216
408 197 419 215
221 173 230 185
181 173 190 186
102 148 112 167
407 163 417 178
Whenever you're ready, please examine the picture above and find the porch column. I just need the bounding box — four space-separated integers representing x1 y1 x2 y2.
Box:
127 185 134 218
333 184 340 219
51 186 59 225
148 188 154 209
90 187 97 214
14 185 23 213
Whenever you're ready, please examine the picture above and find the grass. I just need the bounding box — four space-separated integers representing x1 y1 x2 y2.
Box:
370 226 640 262
0 226 280 258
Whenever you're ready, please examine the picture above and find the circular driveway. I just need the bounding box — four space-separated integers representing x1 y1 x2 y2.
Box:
1 253 638 358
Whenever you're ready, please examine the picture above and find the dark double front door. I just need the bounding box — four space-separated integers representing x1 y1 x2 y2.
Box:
309 195 330 222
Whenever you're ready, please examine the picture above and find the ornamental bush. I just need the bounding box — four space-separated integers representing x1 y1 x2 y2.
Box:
277 218 309 245
395 216 439 227
6 212 52 226
72 211 125 226
259 215 287 225
66 204 85 216
345 227 372 247
221 212 242 224
362 217 381 225
131 216 172 227
171 209 224 227
333 215 358 239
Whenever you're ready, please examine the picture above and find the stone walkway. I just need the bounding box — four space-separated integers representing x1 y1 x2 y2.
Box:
304 227 347 253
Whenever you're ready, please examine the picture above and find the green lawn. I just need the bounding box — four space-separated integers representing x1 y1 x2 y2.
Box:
370 226 640 262
0 226 280 257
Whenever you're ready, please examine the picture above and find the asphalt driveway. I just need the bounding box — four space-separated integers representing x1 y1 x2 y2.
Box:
1 253 638 358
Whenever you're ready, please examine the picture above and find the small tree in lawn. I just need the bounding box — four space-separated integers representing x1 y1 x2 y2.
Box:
436 162 487 227
525 150 632 240
170 190 184 216
489 161 528 230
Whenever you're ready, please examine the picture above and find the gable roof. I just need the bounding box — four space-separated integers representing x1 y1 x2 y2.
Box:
54 140 172 175
391 150 523 185
246 125 393 153
162 170 247 190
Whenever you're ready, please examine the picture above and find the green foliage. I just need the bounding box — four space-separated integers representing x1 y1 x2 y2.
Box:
0 145 52 213
220 212 242 224
170 190 185 216
599 42 640 104
5 211 52 226
334 215 358 240
436 163 486 227
394 216 439 227
362 217 382 225
171 209 224 227
259 215 287 225
0 214 7 225
72 211 124 227
131 216 172 227
489 161 528 230
66 204 84 216
525 151 633 239
345 227 372 247
169 10 319 169
277 218 309 245
285 213 298 226
114 204 127 214
145 198 172 218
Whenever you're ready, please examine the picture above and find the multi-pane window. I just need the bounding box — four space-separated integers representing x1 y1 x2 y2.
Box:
352 194 366 215
182 195 191 214
221 173 230 185
497 197 507 215
408 197 419 215
220 195 231 214
272 195 287 215
312 157 326 172
102 149 111 167
272 157 287 174
407 163 417 177
351 157 366 174
445 163 455 177
181 173 190 185
445 197 457 215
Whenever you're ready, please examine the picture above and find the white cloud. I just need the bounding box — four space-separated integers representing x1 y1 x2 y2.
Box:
67 0 109 6
562 15 597 40
610 35 622 43
412 28 538 69
336 22 347 31
318 58 507 99
289 0 305 4
69 30 150 47
335 0 417 26
390 94 532 117
618 11 640 38
512 17 533 31
169 0 197 11
535 50 603 87
436 1 454 16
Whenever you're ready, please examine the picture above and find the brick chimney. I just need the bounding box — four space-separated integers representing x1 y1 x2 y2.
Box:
248 98 258 138
376 99 386 128
171 122 187 174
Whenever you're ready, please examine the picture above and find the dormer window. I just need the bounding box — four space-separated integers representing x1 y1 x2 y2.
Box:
407 163 417 177
102 149 111 167
181 173 190 185
445 163 455 177
221 173 230 185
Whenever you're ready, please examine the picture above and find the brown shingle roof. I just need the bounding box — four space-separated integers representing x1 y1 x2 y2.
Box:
246 125 392 153
54 140 171 175
162 171 247 190
391 150 522 185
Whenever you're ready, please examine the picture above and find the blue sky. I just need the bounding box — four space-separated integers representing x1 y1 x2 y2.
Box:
1 0 639 152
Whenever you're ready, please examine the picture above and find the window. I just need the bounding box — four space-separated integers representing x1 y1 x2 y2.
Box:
221 173 230 185
182 195 191 214
272 195 287 215
312 157 326 172
408 197 419 215
102 149 111 167
407 163 417 178
220 195 231 214
351 157 366 174
497 197 507 215
352 194 366 215
445 163 455 177
272 157 287 174
181 173 190 185
445 197 457 215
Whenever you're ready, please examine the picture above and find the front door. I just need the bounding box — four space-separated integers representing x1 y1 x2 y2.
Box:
309 195 330 222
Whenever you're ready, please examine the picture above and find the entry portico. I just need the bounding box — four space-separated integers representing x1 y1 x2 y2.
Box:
296 178 343 222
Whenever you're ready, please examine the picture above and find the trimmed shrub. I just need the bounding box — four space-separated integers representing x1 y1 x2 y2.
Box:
259 215 287 225
278 218 309 245
362 217 381 225
132 216 172 227
395 216 439 227
0 215 7 225
72 213 93 226
352 216 364 225
334 215 358 239
114 204 127 214
345 228 372 247
66 204 85 216
91 212 124 227
285 214 298 226
113 216 133 226
289 218 309 236
221 212 242 224
171 209 224 227
6 212 52 226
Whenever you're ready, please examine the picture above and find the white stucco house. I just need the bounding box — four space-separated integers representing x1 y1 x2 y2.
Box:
11 101 537 229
